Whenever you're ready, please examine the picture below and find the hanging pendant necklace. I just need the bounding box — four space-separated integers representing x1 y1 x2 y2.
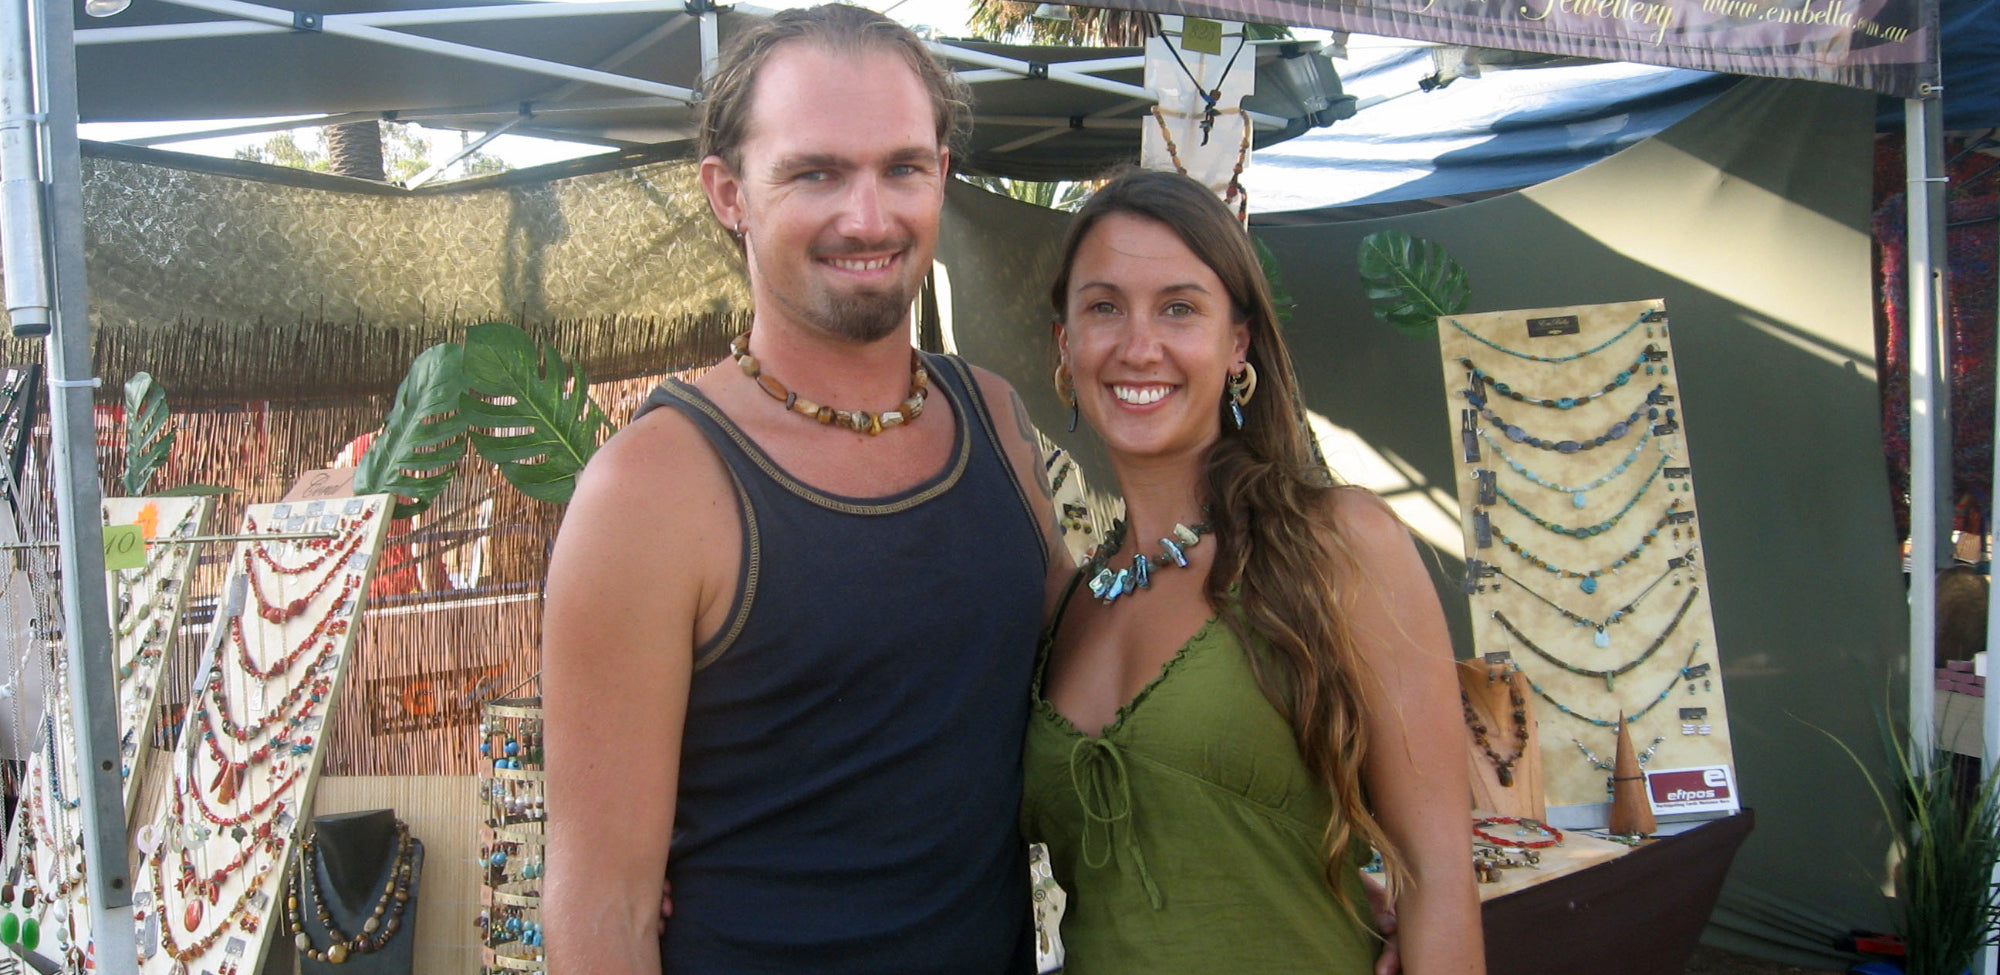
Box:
1480 427 1660 510
1449 310 1652 364
1490 506 1683 594
1459 346 1657 410
1512 636 1704 729
1491 586 1701 687
1083 516 1211 604
1489 554 1694 649
1475 385 1668 455
1461 684 1529 786
730 330 928 435
1488 462 1674 541
1574 734 1667 796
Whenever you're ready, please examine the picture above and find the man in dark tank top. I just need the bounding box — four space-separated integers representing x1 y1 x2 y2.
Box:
539 6 1067 973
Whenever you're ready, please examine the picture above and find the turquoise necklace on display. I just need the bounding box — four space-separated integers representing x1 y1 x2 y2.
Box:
1489 459 1675 539
1515 635 1704 728
1491 583 1701 680
1489 555 1695 650
1448 310 1650 364
1479 426 1659 509
1458 345 1657 410
1490 506 1683 594
1473 385 1669 455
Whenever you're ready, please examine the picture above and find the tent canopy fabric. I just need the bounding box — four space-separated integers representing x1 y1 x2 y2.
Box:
70 0 1345 180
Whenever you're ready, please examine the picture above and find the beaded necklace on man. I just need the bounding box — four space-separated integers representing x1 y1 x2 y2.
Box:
729 330 928 435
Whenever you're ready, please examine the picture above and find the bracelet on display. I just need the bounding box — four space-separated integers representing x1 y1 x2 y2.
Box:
1472 817 1565 849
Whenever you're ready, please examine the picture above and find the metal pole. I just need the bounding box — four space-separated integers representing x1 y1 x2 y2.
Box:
32 0 137 967
0 0 49 336
1905 92 1947 761
1982 104 2000 975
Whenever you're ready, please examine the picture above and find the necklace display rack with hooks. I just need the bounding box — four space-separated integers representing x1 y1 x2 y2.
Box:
475 684 545 975
117 495 396 975
1437 299 1739 825
105 496 215 811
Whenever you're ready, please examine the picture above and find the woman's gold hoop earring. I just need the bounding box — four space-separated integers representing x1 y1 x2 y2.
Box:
1226 362 1258 429
1054 360 1078 432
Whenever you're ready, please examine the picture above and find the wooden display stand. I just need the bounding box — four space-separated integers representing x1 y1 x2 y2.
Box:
1459 659 1545 821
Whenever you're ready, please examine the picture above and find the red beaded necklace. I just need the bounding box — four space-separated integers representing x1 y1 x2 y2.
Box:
229 602 351 681
241 524 368 624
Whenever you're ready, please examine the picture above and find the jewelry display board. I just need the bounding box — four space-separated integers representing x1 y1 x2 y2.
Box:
1437 300 1739 817
127 495 393 975
477 697 544 974
107 496 213 809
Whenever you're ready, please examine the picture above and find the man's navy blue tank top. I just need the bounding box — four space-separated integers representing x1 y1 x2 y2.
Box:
636 353 1044 974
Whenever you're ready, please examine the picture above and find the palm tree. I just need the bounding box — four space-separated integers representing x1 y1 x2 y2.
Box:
963 0 1159 45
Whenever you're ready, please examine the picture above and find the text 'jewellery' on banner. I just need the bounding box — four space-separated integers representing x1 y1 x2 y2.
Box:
1107 0 1937 97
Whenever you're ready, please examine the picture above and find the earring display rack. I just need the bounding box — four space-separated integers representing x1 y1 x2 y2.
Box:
107 496 214 810
477 697 546 974
121 495 394 975
1437 300 1739 818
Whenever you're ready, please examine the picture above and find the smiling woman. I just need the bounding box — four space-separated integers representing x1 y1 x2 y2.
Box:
1023 169 1485 975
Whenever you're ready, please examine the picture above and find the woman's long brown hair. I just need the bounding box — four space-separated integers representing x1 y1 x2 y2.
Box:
1049 169 1410 903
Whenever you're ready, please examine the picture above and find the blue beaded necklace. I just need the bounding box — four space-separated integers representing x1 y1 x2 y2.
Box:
1490 505 1682 594
1511 624 1703 726
1490 553 1694 649
1479 426 1662 509
1488 456 1674 539
1459 345 1656 410
1473 385 1669 455
1449 310 1651 364
1084 517 1211 604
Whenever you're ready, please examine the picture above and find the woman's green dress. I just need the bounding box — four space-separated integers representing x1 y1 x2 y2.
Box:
1021 589 1379 973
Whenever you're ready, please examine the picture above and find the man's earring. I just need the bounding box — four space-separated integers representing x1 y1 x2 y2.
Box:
1053 359 1077 433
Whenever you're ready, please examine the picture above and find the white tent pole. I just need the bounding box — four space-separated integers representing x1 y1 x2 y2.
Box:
29 0 138 967
78 0 688 44
1906 91 1947 761
404 114 524 188
0 0 50 334
1983 103 2000 975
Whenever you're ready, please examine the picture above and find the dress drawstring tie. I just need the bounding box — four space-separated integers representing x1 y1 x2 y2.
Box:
1068 735 1164 910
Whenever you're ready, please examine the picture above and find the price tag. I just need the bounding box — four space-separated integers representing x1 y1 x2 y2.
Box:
1180 16 1223 54
103 523 146 570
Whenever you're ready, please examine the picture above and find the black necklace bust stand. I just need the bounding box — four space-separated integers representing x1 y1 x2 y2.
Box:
291 809 424 975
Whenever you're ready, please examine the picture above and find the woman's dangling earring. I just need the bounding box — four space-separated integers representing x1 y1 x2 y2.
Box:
1226 361 1258 430
1054 358 1078 433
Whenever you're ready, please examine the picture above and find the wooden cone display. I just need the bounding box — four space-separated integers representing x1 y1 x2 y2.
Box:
1457 660 1545 820
1609 714 1657 836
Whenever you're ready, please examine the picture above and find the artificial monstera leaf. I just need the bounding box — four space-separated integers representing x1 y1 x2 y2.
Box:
354 342 470 518
459 322 612 505
122 372 174 497
1253 236 1295 325
1356 229 1471 339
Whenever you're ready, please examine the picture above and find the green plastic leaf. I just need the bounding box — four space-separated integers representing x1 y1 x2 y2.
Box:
1356 229 1471 339
1252 236 1295 325
122 372 174 497
459 322 611 505
355 342 470 518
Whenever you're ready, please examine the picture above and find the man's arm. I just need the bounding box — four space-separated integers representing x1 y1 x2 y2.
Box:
970 367 1078 601
543 410 736 974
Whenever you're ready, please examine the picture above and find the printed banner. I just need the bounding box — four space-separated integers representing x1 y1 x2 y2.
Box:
1109 0 1936 97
